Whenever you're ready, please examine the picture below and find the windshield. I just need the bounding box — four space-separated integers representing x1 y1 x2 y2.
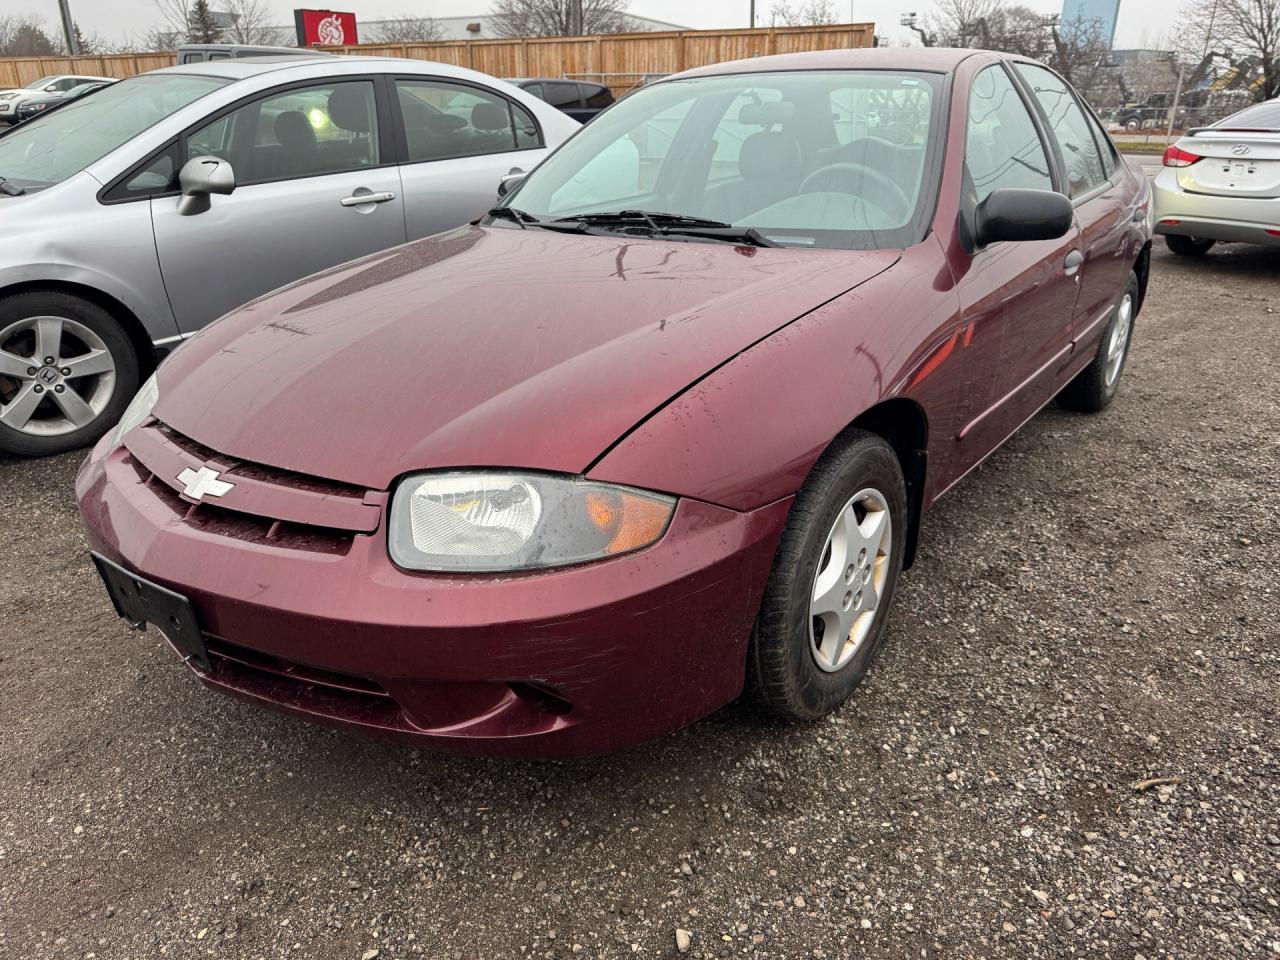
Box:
503 70 944 250
25 76 57 89
0 74 227 190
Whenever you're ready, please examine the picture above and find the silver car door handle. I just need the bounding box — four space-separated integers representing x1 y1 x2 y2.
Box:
1063 250 1084 276
340 191 396 207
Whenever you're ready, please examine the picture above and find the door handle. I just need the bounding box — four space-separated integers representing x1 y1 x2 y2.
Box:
340 191 396 207
1063 250 1084 276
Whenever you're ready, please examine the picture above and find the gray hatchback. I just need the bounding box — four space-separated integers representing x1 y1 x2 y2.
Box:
0 55 578 456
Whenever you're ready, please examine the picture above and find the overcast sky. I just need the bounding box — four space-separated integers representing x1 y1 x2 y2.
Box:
3 0 1177 51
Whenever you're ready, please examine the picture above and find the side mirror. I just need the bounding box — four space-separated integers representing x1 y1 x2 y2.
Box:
974 188 1073 246
177 155 235 216
496 172 525 199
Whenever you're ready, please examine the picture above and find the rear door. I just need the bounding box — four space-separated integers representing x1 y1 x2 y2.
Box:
153 77 406 332
1013 63 1132 343
952 63 1082 475
392 77 549 240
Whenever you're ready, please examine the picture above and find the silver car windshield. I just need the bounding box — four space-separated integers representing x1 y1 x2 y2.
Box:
503 70 944 250
0 74 227 190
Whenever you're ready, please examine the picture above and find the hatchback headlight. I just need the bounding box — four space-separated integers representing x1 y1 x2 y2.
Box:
389 472 675 573
107 373 159 447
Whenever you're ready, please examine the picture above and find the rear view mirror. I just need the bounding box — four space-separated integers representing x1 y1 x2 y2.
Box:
974 188 1072 246
496 172 525 199
177 155 235 216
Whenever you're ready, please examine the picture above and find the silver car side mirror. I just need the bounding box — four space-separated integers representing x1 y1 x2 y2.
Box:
177 155 236 216
497 172 525 199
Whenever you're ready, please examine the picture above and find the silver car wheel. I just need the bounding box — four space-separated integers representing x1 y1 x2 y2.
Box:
809 487 892 672
1104 292 1133 389
0 315 117 437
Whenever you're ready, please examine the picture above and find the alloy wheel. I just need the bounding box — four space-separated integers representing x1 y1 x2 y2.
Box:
809 487 893 672
1104 293 1133 388
0 315 117 437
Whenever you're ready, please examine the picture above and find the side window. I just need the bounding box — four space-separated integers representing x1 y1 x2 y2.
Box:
181 53 203 64
185 80 380 186
1083 107 1117 178
54 78 77 92
1014 64 1106 198
584 85 613 109
103 142 181 202
512 100 541 149
397 79 538 162
522 82 543 99
965 65 1054 203
543 82 582 109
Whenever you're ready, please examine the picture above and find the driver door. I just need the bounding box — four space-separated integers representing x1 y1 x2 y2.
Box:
153 78 406 332
951 64 1082 478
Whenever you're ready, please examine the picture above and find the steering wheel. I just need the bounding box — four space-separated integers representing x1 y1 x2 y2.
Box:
798 162 912 223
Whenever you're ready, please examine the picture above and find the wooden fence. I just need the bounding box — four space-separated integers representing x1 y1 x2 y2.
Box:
0 23 874 93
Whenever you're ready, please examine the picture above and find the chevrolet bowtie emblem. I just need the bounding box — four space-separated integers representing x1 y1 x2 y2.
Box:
177 466 234 500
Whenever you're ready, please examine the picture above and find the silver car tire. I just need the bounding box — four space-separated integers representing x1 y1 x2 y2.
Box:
1059 271 1139 414
0 291 140 457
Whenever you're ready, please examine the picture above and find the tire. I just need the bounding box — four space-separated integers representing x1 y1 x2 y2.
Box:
747 429 907 720
1165 235 1215 256
0 291 140 457
1058 271 1138 413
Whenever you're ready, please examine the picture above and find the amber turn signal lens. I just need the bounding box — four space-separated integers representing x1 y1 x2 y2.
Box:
585 491 671 555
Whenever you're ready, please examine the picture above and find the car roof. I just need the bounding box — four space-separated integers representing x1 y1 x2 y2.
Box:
671 46 993 81
149 54 503 83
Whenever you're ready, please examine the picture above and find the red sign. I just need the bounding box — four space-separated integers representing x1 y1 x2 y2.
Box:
293 9 358 47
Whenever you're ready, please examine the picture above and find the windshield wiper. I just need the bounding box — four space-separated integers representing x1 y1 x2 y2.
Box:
0 177 25 197
554 210 733 229
485 205 536 228
486 206 593 235
552 210 777 247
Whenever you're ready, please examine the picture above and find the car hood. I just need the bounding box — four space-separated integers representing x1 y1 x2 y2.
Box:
155 225 899 491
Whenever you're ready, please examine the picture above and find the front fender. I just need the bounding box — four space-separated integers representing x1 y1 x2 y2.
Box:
587 238 964 511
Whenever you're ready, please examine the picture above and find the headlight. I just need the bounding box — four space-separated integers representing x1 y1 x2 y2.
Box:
107 373 159 447
389 472 675 573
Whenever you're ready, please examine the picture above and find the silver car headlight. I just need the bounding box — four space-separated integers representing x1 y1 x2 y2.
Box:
389 472 675 573
107 373 159 447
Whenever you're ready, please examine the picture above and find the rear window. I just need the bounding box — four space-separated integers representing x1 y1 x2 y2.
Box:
1215 102 1280 130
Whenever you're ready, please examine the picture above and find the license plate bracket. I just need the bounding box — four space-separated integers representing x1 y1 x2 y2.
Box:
91 552 210 671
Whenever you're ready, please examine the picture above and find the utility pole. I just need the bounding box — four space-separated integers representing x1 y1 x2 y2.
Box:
750 0 756 28
569 0 584 35
57 0 81 55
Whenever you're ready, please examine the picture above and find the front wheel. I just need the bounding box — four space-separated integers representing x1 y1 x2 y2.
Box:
1058 271 1138 413
747 429 907 720
1165 235 1215 257
0 291 140 457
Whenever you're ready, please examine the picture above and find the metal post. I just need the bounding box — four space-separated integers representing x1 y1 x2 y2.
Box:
750 0 756 28
1166 61 1186 140
57 0 80 56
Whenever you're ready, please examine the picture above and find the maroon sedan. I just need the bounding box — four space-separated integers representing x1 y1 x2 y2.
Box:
77 49 1151 758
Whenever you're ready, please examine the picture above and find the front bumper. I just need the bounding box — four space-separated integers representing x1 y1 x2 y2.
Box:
77 438 791 758
1151 168 1280 246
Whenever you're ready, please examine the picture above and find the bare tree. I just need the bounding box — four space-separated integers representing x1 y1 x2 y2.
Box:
770 1 837 26
369 15 447 43
489 0 636 38
221 0 287 45
927 0 1003 45
1191 0 1280 99
0 15 60 57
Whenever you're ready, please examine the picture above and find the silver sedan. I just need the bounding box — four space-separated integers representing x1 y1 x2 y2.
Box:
1152 98 1280 256
0 55 579 456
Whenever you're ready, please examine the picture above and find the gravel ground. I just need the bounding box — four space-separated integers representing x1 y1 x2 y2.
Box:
1 240 1277 960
